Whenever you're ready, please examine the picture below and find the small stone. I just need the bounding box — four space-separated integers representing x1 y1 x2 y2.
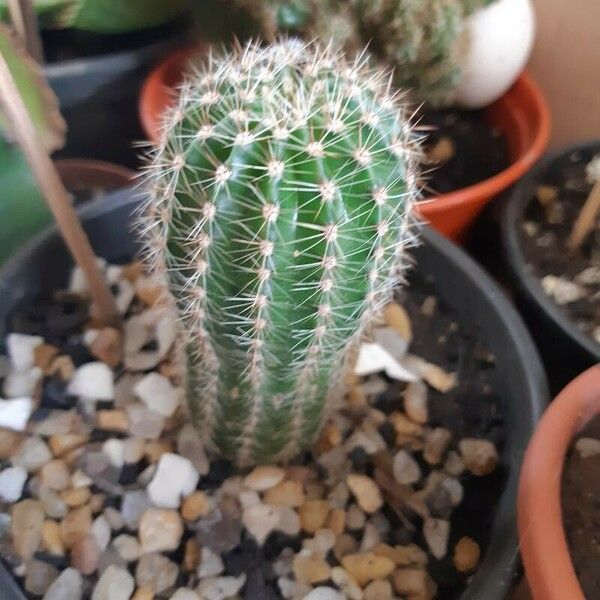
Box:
459 438 499 476
7 333 43 370
304 528 335 555
298 500 330 534
92 565 135 600
341 552 395 586
126 404 166 439
42 567 82 600
42 520 65 555
542 275 585 305
404 355 456 393
98 546 127 575
0 397 34 431
392 568 436 598
536 184 558 206
60 487 92 508
355 343 417 381
11 499 44 559
441 477 463 506
68 362 114 401
196 574 246 600
389 412 422 437
346 504 366 530
121 490 152 529
170 589 200 600
360 522 381 552
123 437 145 464
276 505 301 536
326 508 346 535
48 355 75 381
147 453 199 509
139 508 183 554
112 534 141 562
334 533 358 562
184 538 201 572
263 480 305 507
96 409 129 433
364 579 393 600
134 372 181 418
373 543 427 566
35 344 60 372
104 507 125 530
48 434 89 457
239 489 261 509
177 424 209 475
25 559 59 595
242 503 280 545
40 459 71 491
575 437 600 458
0 428 23 458
424 428 452 465
71 534 100 574
92 515 111 552
453 536 480 572
244 465 286 491
331 567 363 600
372 327 409 361
182 491 212 521
136 553 179 594
443 451 465 476
11 436 52 471
131 588 154 600
303 587 344 600
428 136 455 164
423 518 450 559
196 507 242 554
0 465 27 501
345 429 385 456
404 381 428 424
101 438 125 469
60 505 92 550
393 449 422 485
346 474 383 514
40 487 68 519
293 551 331 584
197 546 225 578
384 303 412 343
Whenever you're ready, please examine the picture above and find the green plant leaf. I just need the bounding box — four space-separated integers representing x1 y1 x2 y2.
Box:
0 23 65 151
0 137 51 265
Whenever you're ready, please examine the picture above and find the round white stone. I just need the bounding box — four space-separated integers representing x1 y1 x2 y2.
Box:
134 372 181 418
0 397 34 431
67 362 114 401
0 466 27 502
6 334 43 370
147 453 199 509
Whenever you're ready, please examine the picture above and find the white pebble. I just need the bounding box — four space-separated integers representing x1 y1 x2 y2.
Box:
196 574 246 600
423 518 450 560
197 547 225 578
242 504 280 545
393 450 422 485
4 368 42 398
134 372 181 418
68 362 114 401
0 466 27 501
102 439 125 468
92 515 111 552
91 565 134 600
0 397 34 431
303 587 345 600
355 343 418 381
6 333 43 370
169 590 200 600
147 453 199 509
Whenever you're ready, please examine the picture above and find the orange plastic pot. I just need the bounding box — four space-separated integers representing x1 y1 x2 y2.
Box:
139 48 550 241
517 365 600 600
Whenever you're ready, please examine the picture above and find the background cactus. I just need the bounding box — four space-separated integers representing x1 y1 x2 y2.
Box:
142 40 421 466
228 0 498 106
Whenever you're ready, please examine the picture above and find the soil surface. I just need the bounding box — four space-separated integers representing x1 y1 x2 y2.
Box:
422 108 510 196
0 263 506 599
520 148 600 345
561 414 600 599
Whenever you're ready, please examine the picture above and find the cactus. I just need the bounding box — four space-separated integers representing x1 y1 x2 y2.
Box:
229 0 498 106
141 40 421 466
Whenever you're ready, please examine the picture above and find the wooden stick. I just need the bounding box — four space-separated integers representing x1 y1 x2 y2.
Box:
567 180 600 253
7 0 44 63
0 51 120 326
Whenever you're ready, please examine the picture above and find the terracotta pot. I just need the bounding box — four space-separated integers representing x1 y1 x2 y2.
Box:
55 159 135 197
138 48 550 241
518 364 600 600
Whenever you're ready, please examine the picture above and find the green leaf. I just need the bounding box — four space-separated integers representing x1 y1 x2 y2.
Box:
42 0 189 33
0 23 65 152
0 137 51 265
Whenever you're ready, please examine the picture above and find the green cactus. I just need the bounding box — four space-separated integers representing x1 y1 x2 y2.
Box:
141 40 421 466
229 0 497 106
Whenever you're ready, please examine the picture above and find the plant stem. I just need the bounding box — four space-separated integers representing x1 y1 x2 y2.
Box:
0 50 120 326
567 181 600 253
7 0 44 63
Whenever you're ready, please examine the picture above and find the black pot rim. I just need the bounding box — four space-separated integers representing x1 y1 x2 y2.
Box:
0 189 548 600
500 140 600 361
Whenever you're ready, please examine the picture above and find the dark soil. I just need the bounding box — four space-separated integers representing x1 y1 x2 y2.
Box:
561 414 600 599
520 148 600 345
422 108 510 196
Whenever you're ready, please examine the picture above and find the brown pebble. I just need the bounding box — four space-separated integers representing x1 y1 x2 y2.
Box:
374 543 427 567
341 552 395 586
293 553 331 585
244 465 286 491
181 491 212 521
346 474 383 514
135 277 164 307
389 412 423 437
428 136 455 164
285 466 315 484
263 480 305 507
96 409 129 433
131 586 154 600
71 534 100 575
11 499 44 560
90 328 122 368
393 568 437 598
0 429 23 459
139 509 183 554
34 344 59 372
298 500 330 534
453 536 480 573
536 184 558 207
48 434 88 457
183 538 200 572
48 355 75 381
60 487 91 508
40 459 71 491
384 303 413 343
459 438 499 476
334 533 358 562
365 579 393 600
326 508 346 535
144 440 173 463
89 493 107 514
121 261 144 282
42 520 65 556
59 505 92 549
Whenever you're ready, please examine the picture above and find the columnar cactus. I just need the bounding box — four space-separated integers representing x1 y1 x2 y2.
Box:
142 40 421 466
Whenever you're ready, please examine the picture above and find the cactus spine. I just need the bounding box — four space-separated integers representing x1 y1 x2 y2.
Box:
142 40 421 466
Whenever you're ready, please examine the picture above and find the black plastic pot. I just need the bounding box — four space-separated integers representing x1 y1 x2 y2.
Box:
45 18 192 168
0 190 547 600
500 142 600 395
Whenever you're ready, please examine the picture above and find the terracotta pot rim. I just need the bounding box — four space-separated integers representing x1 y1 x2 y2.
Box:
54 158 135 182
518 364 600 600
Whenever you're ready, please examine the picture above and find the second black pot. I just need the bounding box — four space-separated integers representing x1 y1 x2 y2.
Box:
0 190 548 600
